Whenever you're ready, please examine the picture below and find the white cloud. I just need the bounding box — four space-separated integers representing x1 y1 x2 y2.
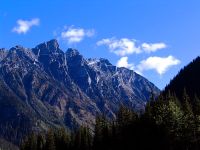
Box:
115 55 180 75
136 56 180 75
97 37 167 56
12 18 40 34
61 26 95 44
142 42 167 53
97 38 141 56
116 57 134 69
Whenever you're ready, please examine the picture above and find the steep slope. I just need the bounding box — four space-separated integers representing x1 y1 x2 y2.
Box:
0 39 160 145
163 56 200 101
0 43 98 144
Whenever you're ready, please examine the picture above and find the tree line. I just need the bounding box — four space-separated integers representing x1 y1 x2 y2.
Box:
20 90 200 150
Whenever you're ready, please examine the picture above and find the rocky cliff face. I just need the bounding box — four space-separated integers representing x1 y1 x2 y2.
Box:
0 39 159 144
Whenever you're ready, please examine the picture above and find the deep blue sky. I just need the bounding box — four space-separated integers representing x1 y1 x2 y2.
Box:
0 0 200 89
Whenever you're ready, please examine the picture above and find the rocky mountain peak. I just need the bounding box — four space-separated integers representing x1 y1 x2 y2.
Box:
87 58 112 69
66 48 85 66
47 39 59 50
99 58 112 65
9 46 36 60
15 45 24 49
33 39 61 56
10 45 24 51
66 48 80 57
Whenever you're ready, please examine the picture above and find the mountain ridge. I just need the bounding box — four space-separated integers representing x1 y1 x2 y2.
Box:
0 39 160 145
163 56 200 101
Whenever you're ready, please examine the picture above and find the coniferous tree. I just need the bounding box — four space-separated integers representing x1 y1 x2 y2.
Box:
45 130 55 150
116 105 138 128
73 126 92 150
37 133 45 150
148 93 184 149
21 133 37 150
54 128 70 150
182 89 193 114
193 95 200 116
193 95 200 139
93 115 110 150
110 106 139 150
193 95 200 150
182 89 196 149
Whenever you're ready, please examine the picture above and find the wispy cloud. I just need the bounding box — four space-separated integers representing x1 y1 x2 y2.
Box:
116 57 134 69
97 38 141 56
97 37 167 56
136 56 180 75
12 18 40 34
61 26 95 44
142 42 167 53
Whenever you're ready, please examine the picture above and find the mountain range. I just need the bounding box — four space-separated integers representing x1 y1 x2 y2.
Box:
0 39 159 145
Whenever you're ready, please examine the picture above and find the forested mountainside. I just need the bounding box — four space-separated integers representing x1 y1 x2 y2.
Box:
163 56 200 101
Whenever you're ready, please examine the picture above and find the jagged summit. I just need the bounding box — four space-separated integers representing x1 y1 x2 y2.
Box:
10 45 25 51
66 48 77 52
99 58 112 65
47 39 59 50
33 39 61 56
66 48 80 56
14 45 24 49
